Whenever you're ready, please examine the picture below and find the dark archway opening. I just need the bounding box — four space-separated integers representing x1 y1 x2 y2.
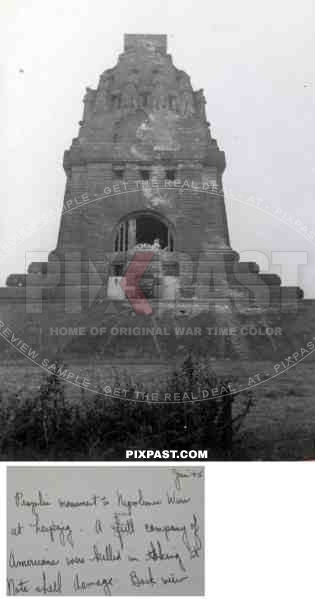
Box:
136 215 168 248
114 212 174 252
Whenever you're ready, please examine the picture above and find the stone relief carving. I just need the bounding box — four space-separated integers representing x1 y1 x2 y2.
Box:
195 89 207 120
142 185 172 208
152 77 168 110
88 64 199 118
127 70 140 86
83 87 96 121
94 72 112 112
121 82 138 111
136 117 152 141
99 71 113 91
178 74 195 116
168 94 179 111
180 91 195 116
134 112 180 154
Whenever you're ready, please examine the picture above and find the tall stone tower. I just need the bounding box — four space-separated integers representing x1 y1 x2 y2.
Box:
4 33 300 316
58 33 229 259
55 33 237 305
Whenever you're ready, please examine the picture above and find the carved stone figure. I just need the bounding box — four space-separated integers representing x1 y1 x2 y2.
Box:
83 88 96 121
121 82 138 111
94 74 112 112
178 74 195 116
180 91 195 116
195 89 207 120
169 94 179 111
152 81 168 110
127 71 140 87
99 72 112 90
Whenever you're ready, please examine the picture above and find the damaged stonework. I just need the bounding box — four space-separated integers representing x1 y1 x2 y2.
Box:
135 112 181 154
0 33 304 318
141 185 173 209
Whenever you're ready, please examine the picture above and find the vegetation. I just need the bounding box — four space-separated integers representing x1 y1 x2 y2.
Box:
0 354 254 460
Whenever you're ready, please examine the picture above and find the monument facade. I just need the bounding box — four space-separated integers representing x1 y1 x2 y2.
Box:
2 34 303 324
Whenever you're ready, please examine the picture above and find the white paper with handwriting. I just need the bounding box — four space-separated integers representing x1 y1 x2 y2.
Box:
7 466 204 596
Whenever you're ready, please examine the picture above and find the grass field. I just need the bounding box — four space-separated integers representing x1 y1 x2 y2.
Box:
1 356 315 459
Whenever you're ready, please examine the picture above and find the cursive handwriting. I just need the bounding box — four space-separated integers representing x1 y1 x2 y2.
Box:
73 573 113 596
172 469 203 491
129 567 156 588
10 522 24 537
65 555 85 567
146 540 186 572
9 551 60 569
35 571 62 594
161 573 189 585
58 495 110 509
30 513 74 548
111 512 135 550
89 543 121 563
182 514 202 558
15 491 51 516
8 468 204 595
117 488 162 515
7 578 30 595
167 492 191 505
144 521 187 541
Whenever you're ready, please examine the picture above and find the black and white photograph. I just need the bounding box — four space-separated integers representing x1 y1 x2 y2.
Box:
1 0 315 461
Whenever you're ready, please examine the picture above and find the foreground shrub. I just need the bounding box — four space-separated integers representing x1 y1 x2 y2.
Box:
0 354 253 459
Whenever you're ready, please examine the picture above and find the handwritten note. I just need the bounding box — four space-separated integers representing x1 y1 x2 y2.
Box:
7 466 204 596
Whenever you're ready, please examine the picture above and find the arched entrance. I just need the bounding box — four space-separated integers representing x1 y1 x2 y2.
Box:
108 211 178 302
114 211 174 252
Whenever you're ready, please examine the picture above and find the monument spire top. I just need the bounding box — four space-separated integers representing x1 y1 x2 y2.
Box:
123 33 167 54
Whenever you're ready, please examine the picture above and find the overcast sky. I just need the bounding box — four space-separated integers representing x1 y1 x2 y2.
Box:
1 0 315 294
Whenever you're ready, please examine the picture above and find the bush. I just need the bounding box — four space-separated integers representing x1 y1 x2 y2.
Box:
0 354 253 460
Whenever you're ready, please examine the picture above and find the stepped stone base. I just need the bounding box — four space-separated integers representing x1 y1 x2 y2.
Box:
0 274 307 364
1 249 304 313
